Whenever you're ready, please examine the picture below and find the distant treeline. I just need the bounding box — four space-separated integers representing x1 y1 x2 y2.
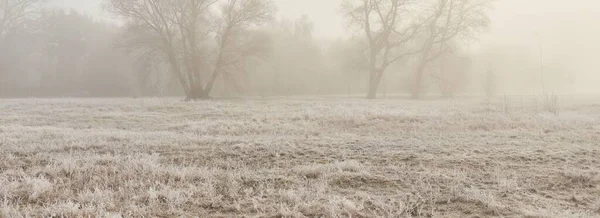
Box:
0 0 573 99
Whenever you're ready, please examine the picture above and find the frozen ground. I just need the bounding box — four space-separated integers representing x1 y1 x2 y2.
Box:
0 96 599 217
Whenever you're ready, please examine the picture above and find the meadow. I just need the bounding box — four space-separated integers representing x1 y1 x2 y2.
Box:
0 97 599 217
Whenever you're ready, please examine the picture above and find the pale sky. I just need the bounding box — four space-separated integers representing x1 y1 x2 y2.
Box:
51 0 600 93
51 0 600 43
50 0 346 39
273 0 344 39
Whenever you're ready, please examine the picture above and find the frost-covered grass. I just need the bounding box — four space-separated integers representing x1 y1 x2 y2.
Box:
1 97 599 217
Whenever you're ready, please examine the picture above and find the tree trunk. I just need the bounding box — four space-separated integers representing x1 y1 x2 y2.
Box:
408 26 438 99
367 70 382 99
411 62 427 99
202 68 220 99
367 84 378 99
185 82 210 101
166 51 191 98
411 42 434 99
366 50 380 99
0 70 3 97
200 43 227 100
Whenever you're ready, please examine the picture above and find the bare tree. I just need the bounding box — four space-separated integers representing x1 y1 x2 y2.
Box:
342 0 429 99
0 0 41 43
203 0 274 99
0 0 42 95
104 0 274 100
104 0 213 100
409 0 491 99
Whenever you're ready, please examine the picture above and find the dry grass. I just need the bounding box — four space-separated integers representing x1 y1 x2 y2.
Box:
1 96 599 217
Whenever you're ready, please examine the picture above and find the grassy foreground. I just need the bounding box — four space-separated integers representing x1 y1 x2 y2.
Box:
0 97 599 217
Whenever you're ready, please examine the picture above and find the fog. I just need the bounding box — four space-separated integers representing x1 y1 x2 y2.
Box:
479 0 600 95
1 0 599 98
4 1 600 216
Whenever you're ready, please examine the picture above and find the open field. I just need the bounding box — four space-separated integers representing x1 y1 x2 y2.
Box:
1 97 600 217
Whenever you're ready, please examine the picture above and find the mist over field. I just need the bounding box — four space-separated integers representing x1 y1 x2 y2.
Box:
1 0 600 217
1 0 599 97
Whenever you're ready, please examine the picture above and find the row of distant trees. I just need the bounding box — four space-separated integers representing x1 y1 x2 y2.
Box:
0 0 132 97
1 0 495 99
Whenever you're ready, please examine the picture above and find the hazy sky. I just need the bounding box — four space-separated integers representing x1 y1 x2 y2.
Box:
51 0 600 43
50 0 346 39
51 0 600 93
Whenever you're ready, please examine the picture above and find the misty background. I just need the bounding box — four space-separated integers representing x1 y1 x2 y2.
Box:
1 0 599 98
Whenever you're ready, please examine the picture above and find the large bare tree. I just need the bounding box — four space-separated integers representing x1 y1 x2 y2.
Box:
409 0 491 98
104 0 274 100
342 0 429 99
